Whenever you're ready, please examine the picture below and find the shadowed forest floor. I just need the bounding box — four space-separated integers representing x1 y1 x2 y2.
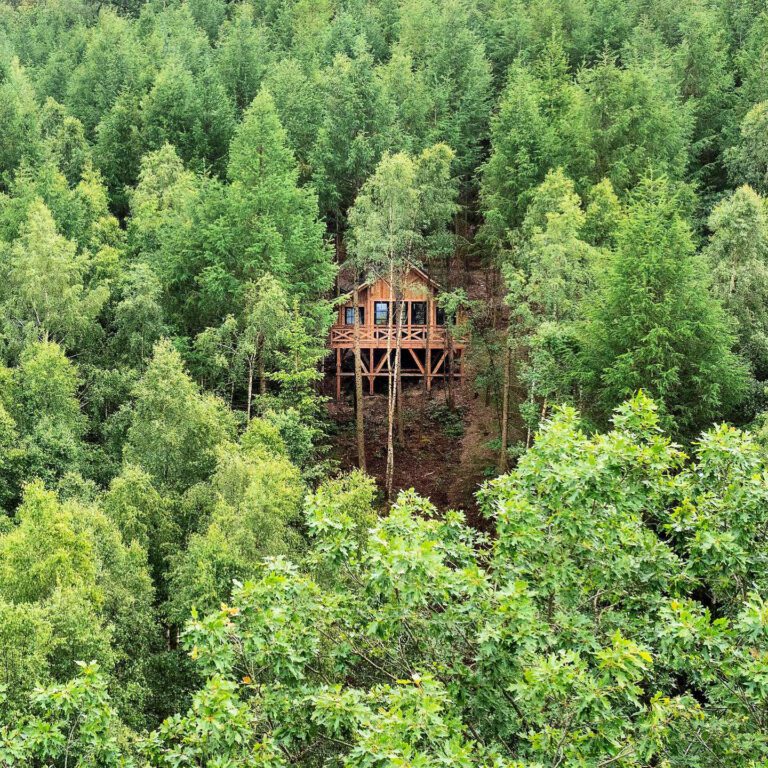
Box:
327 381 518 525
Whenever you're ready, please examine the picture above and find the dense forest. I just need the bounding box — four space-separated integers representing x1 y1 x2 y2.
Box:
1 0 768 764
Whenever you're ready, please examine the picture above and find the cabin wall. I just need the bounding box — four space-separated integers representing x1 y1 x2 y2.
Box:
338 273 437 327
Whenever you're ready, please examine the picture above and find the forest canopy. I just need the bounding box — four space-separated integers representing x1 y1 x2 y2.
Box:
1 0 768 765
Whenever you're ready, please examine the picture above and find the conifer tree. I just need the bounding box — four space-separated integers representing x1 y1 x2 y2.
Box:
65 10 147 135
311 39 393 230
227 88 335 301
0 57 41 188
582 176 747 431
727 101 768 193
216 5 273 112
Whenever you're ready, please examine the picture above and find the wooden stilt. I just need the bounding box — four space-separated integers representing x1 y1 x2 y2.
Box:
336 348 341 401
426 347 432 391
368 350 375 394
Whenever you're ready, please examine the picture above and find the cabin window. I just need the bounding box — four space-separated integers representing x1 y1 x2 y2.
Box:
374 301 390 325
344 307 364 325
410 301 427 325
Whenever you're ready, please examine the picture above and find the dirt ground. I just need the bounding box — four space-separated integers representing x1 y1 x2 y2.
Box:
327 379 502 525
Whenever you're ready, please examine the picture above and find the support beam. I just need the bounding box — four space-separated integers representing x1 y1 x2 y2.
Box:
328 339 465 396
374 350 391 375
368 349 375 394
432 350 448 377
407 347 425 374
336 348 341 401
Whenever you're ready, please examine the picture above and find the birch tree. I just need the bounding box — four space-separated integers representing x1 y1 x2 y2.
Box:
347 144 456 499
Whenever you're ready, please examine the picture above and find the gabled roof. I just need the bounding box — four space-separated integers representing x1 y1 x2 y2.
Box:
353 263 442 294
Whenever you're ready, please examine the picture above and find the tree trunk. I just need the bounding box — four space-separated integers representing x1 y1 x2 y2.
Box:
423 318 431 396
352 286 366 471
395 295 405 445
258 337 266 395
385 267 397 501
247 358 255 422
499 340 511 473
446 327 455 410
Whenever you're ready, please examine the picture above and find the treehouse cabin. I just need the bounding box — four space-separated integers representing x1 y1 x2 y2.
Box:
329 266 466 399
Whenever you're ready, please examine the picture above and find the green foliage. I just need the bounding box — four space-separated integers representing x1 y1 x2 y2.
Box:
0 57 41 188
124 339 236 492
216 5 273 112
576 54 693 192
395 0 492 184
582 177 622 248
480 59 567 235
66 10 147 135
581 175 747 432
310 40 393 225
39 395 750 765
103 464 177 595
0 197 108 351
0 663 133 768
194 274 290 407
142 59 234 175
705 185 768 382
499 170 598 434
0 340 87 493
111 262 167 367
427 400 465 438
3 0 768 754
347 143 457 280
228 88 335 302
727 101 768 193
166 425 305 623
0 481 154 719
480 45 693 240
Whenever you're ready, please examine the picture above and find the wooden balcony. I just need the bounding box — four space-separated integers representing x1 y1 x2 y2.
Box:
329 324 465 349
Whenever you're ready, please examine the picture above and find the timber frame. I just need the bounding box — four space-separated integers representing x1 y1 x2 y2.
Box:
329 266 466 399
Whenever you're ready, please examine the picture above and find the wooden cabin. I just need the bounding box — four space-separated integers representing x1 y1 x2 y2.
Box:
329 266 466 399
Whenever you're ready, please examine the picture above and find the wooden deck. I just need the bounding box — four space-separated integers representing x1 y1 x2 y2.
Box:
329 324 466 349
329 326 465 398
329 267 467 399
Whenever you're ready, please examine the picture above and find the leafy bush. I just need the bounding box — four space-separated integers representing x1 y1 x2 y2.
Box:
8 395 768 766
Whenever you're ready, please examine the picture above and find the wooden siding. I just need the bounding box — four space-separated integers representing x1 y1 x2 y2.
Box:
329 267 466 398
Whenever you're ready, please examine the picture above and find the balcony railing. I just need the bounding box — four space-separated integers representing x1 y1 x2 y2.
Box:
330 324 465 347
